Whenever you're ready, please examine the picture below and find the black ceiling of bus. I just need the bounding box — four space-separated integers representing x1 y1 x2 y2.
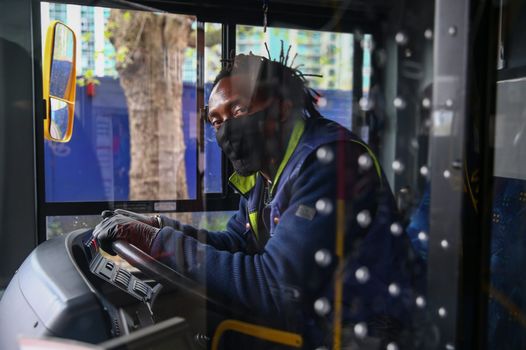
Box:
131 0 391 31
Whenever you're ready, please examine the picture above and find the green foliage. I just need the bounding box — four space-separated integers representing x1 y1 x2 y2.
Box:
77 69 100 87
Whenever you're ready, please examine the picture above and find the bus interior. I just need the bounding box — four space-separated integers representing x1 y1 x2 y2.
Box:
1 0 526 349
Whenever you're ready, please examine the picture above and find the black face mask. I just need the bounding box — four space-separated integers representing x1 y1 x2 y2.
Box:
216 104 283 177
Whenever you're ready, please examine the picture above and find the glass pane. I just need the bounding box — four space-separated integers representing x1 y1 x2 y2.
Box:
204 23 223 193
49 97 70 139
236 25 354 129
488 78 526 348
47 212 235 239
42 3 197 201
50 23 74 99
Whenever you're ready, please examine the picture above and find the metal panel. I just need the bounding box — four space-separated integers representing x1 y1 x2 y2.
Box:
0 0 38 287
427 0 470 347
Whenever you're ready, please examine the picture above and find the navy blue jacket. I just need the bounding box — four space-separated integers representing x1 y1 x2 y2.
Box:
150 118 421 347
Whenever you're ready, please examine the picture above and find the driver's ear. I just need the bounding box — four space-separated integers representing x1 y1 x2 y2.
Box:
279 99 293 122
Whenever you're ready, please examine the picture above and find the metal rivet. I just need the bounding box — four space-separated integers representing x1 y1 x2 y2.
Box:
416 296 426 308
314 297 331 316
388 283 401 297
357 210 372 228
245 222 251 229
355 266 370 283
446 99 453 107
441 240 449 249
443 170 451 178
316 198 333 215
445 343 455 350
448 26 457 36
424 29 433 39
273 216 280 224
314 249 332 267
354 322 368 338
438 307 447 318
418 231 428 241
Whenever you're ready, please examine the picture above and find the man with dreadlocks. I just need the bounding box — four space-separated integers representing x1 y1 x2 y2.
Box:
93 51 422 348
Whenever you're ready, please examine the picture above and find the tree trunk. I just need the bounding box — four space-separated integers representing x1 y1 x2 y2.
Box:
108 10 191 200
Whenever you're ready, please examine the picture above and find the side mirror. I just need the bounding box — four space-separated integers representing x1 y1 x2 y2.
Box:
43 21 77 142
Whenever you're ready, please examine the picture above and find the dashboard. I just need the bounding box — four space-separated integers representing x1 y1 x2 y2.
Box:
0 228 192 350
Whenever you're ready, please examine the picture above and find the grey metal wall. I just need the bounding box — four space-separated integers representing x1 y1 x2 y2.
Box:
0 0 38 288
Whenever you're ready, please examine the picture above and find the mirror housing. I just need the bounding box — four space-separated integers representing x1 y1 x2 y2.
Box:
43 21 77 143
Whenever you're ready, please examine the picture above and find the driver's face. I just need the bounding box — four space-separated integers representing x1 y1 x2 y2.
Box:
207 75 275 130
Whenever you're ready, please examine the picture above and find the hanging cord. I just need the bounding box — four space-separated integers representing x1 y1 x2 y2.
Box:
263 0 269 32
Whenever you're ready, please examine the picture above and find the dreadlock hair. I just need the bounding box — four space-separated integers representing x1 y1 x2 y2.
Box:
211 43 323 120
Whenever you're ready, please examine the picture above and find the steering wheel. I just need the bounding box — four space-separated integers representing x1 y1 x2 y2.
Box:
111 240 229 312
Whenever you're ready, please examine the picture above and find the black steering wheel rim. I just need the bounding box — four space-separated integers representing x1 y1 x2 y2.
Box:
111 240 211 303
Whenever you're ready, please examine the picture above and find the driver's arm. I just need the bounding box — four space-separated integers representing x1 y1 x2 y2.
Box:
160 200 251 253
149 144 405 318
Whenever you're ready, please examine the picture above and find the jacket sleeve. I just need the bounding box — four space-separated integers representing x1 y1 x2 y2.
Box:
150 142 382 317
160 199 249 253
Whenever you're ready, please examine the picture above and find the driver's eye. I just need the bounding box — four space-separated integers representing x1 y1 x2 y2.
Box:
233 106 249 117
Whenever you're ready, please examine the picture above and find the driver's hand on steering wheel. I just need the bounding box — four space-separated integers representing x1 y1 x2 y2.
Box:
93 214 160 255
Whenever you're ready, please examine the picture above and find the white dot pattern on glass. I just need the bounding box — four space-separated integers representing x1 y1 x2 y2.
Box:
448 26 457 36
393 97 406 109
357 210 372 228
316 198 333 215
395 32 407 45
422 97 431 108
438 307 447 318
416 296 426 308
314 249 332 267
316 146 334 164
420 166 429 176
359 97 372 111
443 169 451 178
355 266 370 284
418 231 428 241
392 160 405 174
314 297 331 316
354 322 368 338
390 222 403 236
441 240 449 249
387 343 399 350
358 154 373 171
388 283 400 297
424 29 433 39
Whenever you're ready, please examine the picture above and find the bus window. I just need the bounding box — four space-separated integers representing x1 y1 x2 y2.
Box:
41 3 199 202
236 25 354 130
204 23 224 194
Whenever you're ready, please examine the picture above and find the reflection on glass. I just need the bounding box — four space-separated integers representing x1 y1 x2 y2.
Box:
236 25 354 130
42 4 197 202
50 23 74 99
49 97 69 140
204 23 223 193
488 78 526 349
